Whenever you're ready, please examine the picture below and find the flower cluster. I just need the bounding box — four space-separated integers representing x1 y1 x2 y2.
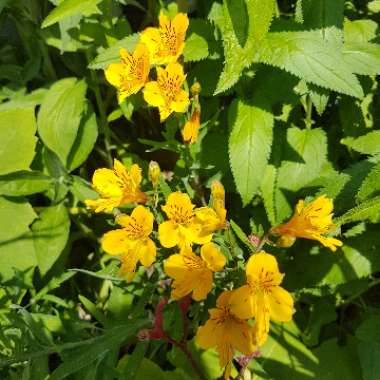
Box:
85 158 343 379
105 12 202 142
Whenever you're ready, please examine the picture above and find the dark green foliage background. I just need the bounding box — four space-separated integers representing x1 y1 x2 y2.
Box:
0 0 379 379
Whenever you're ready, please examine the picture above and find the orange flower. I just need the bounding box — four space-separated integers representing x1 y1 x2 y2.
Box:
182 109 201 144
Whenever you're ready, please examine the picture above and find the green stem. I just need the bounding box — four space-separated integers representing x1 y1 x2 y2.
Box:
341 277 380 306
305 94 313 129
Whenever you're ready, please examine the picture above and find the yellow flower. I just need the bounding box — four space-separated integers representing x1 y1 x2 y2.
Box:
164 243 226 301
211 180 227 229
143 62 189 121
196 290 256 379
140 12 189 65
182 109 201 144
102 206 156 281
271 195 343 252
105 43 150 103
230 252 294 346
85 159 147 213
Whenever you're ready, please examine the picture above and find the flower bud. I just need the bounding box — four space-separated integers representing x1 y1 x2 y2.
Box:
190 82 201 95
148 161 161 188
182 110 201 144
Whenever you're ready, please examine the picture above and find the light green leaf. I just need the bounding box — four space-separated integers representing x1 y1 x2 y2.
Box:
368 0 380 12
0 196 37 281
341 131 380 155
228 100 273 205
0 108 37 175
261 164 277 225
215 0 275 93
89 34 139 69
336 195 380 225
67 103 98 172
277 127 328 191
70 175 98 202
42 0 102 28
343 42 380 75
255 31 363 98
183 19 214 62
32 203 71 276
0 171 53 196
344 19 378 43
356 161 380 202
37 78 87 166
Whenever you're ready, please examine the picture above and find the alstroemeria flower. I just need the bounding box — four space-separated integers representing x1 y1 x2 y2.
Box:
196 290 256 380
210 180 227 229
271 195 343 252
158 192 215 249
85 159 147 213
143 62 189 121
105 43 150 103
140 12 189 65
182 109 201 144
230 252 294 346
102 206 156 281
164 243 226 301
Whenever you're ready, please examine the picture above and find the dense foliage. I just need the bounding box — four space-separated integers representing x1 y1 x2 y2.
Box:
0 0 380 379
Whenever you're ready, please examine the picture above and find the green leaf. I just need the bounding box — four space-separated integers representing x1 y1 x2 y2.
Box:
255 31 364 98
183 19 214 62
343 42 380 75
344 19 378 43
230 220 253 249
32 203 71 276
255 322 362 380
0 196 37 281
50 321 148 380
119 342 149 380
277 127 328 192
356 161 380 202
88 34 139 69
37 78 87 167
42 0 102 28
300 0 344 30
215 0 275 93
69 175 98 202
336 195 380 225
228 99 273 205
0 108 37 175
0 171 52 196
341 131 380 155
368 0 380 12
67 102 98 172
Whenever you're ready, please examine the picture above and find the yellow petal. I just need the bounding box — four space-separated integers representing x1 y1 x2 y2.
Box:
317 236 343 252
164 253 187 279
200 242 226 272
105 63 124 88
130 164 143 186
246 252 280 282
102 229 131 255
162 192 195 218
229 320 255 356
166 62 186 83
158 105 172 121
120 250 139 281
253 295 271 346
143 81 165 107
229 285 255 319
172 12 189 36
137 239 156 267
92 168 123 198
196 319 220 349
159 220 180 248
131 205 154 235
192 270 213 301
85 198 121 213
268 286 294 322
171 89 189 113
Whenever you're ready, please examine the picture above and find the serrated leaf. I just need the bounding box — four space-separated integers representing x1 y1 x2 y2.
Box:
343 42 380 75
357 161 380 202
300 0 344 30
37 78 87 167
89 34 139 69
42 0 102 28
215 0 275 94
261 164 277 225
228 99 273 205
341 131 380 155
336 195 380 225
0 108 37 175
255 31 363 98
344 19 378 43
32 203 71 276
0 171 53 196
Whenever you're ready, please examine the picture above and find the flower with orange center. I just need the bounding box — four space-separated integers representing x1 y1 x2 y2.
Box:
105 43 150 103
182 109 201 144
143 62 189 121
85 159 147 213
158 192 215 249
164 243 226 301
230 252 294 346
196 290 256 379
102 206 156 281
140 12 189 65
270 195 343 252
